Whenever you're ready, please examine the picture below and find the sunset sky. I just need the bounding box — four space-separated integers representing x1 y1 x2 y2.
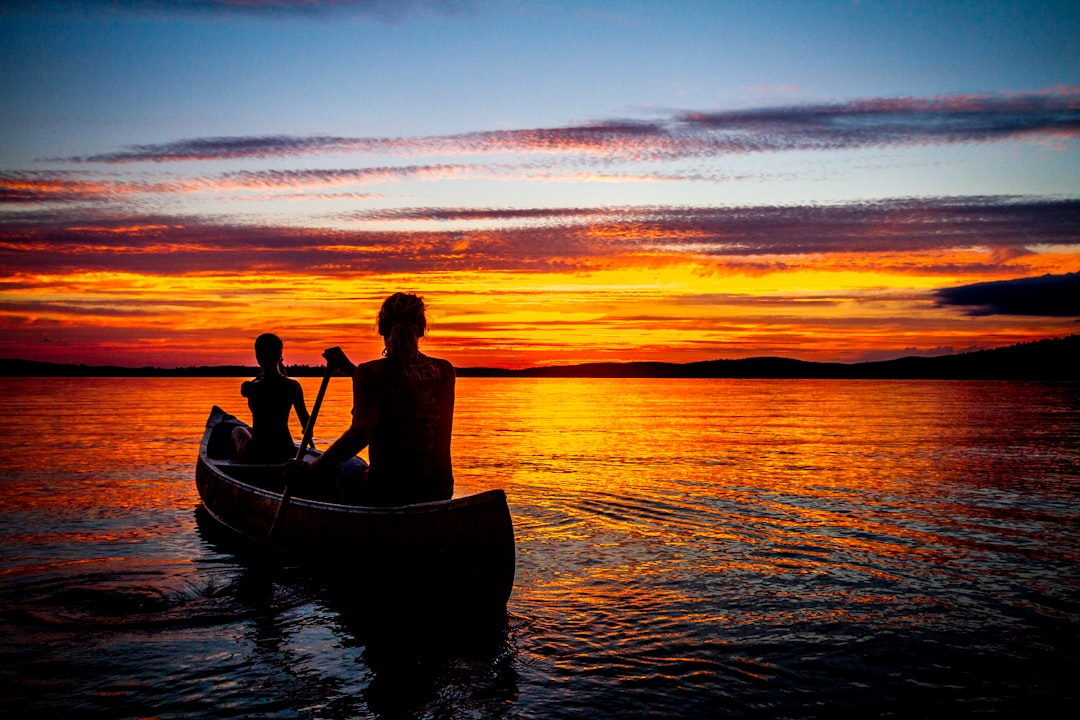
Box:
2 0 1078 369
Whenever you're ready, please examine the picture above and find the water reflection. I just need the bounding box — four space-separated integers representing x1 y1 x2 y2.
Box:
451 378 1080 715
1 377 1077 718
194 505 520 719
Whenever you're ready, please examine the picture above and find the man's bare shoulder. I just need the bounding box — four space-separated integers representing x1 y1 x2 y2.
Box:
416 353 453 370
354 358 386 376
434 357 455 380
355 355 454 375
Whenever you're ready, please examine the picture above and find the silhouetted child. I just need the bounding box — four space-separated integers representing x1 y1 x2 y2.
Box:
232 333 312 463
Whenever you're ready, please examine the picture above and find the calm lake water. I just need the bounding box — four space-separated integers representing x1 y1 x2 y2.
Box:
1 377 1078 719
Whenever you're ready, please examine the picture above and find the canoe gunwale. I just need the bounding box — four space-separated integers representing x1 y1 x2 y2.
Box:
198 405 505 517
195 406 516 612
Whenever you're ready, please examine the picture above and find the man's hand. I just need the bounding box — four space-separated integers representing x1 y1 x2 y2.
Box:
284 458 310 484
322 346 355 374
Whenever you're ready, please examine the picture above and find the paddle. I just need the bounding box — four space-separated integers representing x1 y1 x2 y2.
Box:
266 362 333 542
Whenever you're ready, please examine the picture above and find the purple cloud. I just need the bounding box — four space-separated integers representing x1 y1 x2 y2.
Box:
0 171 179 203
935 272 1080 317
62 91 1079 165
64 136 371 164
348 206 617 222
677 93 1080 148
2 197 1076 277
218 164 473 188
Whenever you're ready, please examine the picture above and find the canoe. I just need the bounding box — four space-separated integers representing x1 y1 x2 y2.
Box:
195 406 515 615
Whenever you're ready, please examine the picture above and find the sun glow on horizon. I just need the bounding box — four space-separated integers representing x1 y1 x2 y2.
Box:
3 232 1078 369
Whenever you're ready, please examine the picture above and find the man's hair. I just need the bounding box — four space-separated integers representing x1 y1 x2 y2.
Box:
254 333 283 367
378 293 427 360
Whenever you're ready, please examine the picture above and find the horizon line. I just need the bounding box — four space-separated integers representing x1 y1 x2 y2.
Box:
1 334 1076 379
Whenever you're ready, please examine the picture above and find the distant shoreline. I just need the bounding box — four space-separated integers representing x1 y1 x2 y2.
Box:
2 335 1077 381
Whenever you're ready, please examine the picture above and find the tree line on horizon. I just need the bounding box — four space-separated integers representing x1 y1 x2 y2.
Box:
0 334 1077 381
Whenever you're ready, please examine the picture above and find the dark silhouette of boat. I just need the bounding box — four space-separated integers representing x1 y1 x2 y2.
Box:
196 406 515 617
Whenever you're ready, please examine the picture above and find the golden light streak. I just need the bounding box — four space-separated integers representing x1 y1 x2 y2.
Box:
2 241 1078 367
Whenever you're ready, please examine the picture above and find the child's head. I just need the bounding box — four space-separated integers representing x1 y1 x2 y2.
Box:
254 333 284 369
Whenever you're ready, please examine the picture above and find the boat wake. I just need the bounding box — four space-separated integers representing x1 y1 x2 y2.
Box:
3 563 307 633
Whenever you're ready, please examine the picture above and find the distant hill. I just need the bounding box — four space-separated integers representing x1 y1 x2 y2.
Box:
457 334 1080 380
3 335 1076 380
0 360 266 378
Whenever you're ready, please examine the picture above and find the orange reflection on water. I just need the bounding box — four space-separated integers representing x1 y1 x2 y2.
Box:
3 376 1076 634
452 377 1080 631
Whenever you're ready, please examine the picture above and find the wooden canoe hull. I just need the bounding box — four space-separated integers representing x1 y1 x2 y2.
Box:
196 406 515 613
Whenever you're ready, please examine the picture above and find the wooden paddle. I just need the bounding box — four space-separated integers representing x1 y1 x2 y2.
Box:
266 363 333 542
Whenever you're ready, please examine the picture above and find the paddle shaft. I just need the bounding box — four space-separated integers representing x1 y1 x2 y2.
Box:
296 365 333 459
268 363 333 541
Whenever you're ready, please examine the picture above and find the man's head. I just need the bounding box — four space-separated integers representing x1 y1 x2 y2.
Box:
378 293 427 359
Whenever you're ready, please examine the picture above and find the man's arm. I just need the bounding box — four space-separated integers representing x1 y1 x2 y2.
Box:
311 419 370 474
308 364 375 476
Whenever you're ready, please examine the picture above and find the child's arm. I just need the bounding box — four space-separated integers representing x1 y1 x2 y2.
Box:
292 380 311 432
